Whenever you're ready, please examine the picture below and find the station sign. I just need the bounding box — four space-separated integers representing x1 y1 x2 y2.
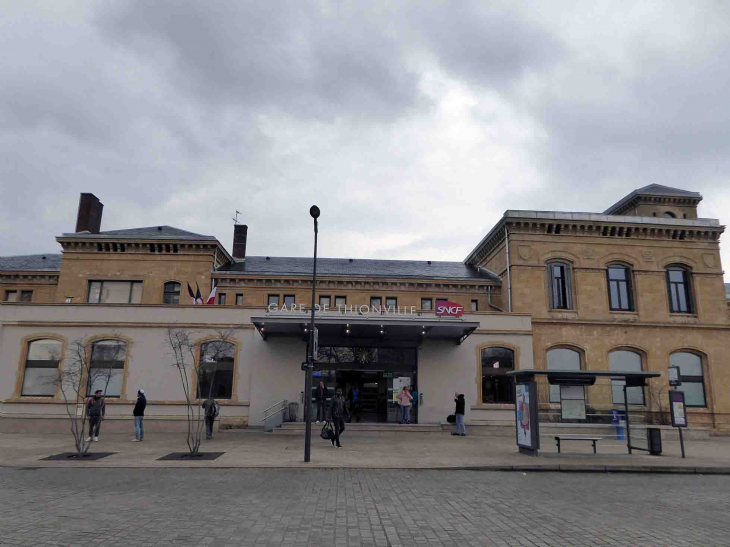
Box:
435 300 464 317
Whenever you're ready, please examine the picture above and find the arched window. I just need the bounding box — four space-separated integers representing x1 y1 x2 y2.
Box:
662 211 676 218
607 264 634 311
481 347 515 404
670 352 706 407
87 340 127 397
22 339 61 396
163 282 181 305
547 261 573 310
547 347 581 402
666 265 693 313
609 350 644 405
198 341 235 399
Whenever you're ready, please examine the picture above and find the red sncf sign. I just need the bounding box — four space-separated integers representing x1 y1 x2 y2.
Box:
435 300 464 317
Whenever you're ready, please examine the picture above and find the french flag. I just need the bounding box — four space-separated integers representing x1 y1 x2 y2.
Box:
205 284 217 305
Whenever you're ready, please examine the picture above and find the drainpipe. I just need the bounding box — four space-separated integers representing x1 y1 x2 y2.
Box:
488 286 505 312
505 226 512 312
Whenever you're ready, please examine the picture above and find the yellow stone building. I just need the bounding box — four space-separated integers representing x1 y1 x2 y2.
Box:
1 186 728 434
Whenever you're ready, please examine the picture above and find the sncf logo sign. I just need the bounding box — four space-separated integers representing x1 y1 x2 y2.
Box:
435 300 464 317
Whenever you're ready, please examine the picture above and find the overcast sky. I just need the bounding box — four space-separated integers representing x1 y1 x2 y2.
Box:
1 1 728 280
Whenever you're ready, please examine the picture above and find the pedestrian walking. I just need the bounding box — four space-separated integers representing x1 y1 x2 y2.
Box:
202 397 220 440
452 392 466 436
85 389 105 442
132 389 146 442
329 388 349 448
397 385 413 424
315 381 328 424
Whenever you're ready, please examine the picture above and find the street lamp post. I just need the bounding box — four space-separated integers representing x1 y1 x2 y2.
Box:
304 205 320 463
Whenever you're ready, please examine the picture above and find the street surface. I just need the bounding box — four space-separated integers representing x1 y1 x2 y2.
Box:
1 468 729 546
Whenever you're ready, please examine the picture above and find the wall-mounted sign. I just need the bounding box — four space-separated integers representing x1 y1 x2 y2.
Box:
268 303 419 315
669 390 688 428
435 300 464 317
668 366 682 387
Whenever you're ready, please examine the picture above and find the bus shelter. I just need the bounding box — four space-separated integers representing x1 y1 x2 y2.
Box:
507 369 661 457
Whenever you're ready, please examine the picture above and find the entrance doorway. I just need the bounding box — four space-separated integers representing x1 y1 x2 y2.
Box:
312 346 417 423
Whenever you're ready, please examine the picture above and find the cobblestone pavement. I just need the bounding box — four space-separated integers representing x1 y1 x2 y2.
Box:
1 468 729 547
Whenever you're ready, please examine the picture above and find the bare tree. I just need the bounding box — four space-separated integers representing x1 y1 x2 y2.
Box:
647 380 671 425
164 327 236 456
55 337 125 457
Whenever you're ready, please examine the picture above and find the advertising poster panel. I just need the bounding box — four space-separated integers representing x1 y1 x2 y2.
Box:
669 391 688 428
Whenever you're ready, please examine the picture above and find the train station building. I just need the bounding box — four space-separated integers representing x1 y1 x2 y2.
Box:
1 185 728 434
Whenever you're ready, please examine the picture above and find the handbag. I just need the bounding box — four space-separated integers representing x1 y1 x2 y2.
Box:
446 414 456 424
320 421 334 440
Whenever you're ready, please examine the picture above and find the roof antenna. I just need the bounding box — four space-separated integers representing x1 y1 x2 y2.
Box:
231 210 241 225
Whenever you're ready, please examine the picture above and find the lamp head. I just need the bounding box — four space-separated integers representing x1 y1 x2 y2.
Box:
310 205 320 219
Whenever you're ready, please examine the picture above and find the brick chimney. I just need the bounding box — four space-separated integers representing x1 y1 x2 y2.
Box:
232 224 248 260
75 193 104 234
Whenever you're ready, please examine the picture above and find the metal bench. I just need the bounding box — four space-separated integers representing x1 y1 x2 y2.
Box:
554 435 603 454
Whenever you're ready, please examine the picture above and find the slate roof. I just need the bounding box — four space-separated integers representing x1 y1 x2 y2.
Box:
604 184 702 214
217 256 500 282
60 226 217 240
0 254 62 272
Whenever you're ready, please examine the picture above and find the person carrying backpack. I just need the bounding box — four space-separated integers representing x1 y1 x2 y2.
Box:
202 397 220 440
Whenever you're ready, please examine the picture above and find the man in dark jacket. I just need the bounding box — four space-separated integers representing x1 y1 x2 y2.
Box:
202 397 219 440
328 388 349 448
86 390 106 442
452 393 466 436
132 389 146 442
315 381 328 424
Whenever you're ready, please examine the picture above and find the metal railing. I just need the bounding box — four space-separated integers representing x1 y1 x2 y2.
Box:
262 399 288 432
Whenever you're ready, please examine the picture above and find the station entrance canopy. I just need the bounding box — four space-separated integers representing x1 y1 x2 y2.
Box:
250 313 480 346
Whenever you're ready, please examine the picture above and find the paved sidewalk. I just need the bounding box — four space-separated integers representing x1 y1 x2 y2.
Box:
1 429 729 472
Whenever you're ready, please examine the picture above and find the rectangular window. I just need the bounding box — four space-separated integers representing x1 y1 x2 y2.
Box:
370 297 382 311
87 341 126 397
87 281 142 304
335 296 347 308
421 298 432 310
667 269 692 313
5 291 17 302
607 266 633 311
319 295 331 309
236 294 243 306
218 293 227 305
548 264 572 310
385 297 397 310
283 295 295 306
20 291 33 303
471 300 478 312
268 295 280 307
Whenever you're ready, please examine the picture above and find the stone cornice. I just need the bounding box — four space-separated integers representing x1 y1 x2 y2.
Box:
0 273 59 285
465 214 724 267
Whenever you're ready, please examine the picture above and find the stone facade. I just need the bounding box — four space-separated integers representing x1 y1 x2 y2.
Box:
1 186 729 433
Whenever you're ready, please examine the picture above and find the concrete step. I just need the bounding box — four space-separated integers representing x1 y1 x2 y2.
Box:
273 422 443 435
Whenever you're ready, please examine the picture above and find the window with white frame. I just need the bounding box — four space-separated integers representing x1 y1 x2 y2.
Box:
87 340 127 397
87 281 142 304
